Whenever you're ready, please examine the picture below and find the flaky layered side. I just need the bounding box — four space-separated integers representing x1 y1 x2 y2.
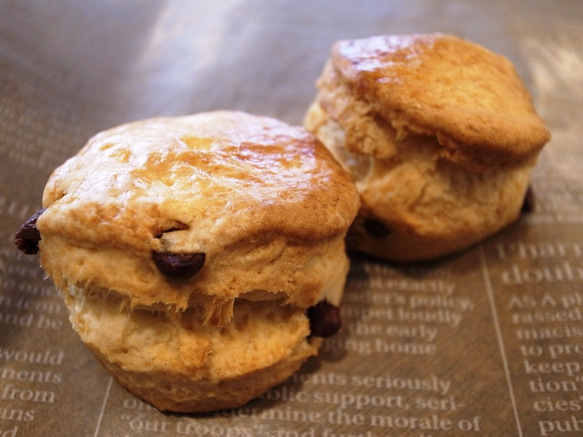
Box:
305 33 550 262
29 111 360 412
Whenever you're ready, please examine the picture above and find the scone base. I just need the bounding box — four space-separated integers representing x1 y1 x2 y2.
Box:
62 286 323 413
95 338 320 413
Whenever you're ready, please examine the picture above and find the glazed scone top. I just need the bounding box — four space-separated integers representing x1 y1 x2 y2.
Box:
329 33 551 170
41 111 357 250
37 111 359 316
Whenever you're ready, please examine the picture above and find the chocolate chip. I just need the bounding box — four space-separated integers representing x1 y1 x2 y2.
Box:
153 251 205 278
521 186 535 214
364 218 391 238
307 301 342 338
14 209 46 254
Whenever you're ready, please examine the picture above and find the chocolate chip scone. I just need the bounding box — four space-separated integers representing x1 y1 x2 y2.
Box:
304 33 551 262
15 111 360 412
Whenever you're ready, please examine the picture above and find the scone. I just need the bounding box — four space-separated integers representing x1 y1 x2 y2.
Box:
304 33 551 262
14 111 360 412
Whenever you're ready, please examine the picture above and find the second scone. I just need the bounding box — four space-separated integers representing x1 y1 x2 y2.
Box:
305 33 551 262
22 111 360 412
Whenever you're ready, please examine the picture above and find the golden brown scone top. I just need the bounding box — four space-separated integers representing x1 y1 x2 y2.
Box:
37 111 359 314
41 111 358 252
330 33 551 170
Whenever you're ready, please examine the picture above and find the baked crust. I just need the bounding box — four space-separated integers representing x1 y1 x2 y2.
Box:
35 111 360 411
326 33 550 171
305 34 550 262
38 111 359 314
